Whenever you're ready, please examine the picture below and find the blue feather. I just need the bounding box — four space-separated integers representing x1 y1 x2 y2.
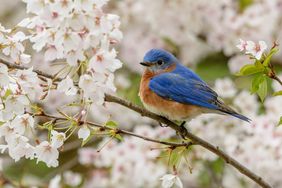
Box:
149 73 219 110
149 71 250 122
142 49 251 122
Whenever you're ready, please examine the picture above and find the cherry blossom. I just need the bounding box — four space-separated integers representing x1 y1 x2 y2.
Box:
245 40 268 60
2 95 30 120
78 125 91 141
63 171 82 187
10 114 34 135
35 141 59 167
0 64 10 87
0 30 31 64
57 76 77 96
51 130 66 148
160 174 183 188
49 175 61 188
214 77 237 98
236 39 268 60
236 39 248 52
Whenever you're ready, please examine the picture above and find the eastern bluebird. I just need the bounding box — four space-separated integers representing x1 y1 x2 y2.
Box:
139 49 250 123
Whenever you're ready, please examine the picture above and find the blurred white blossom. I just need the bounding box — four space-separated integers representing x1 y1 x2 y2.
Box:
63 171 82 187
160 174 183 188
214 77 237 98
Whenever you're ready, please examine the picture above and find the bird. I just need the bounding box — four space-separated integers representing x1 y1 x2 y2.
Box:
139 49 250 124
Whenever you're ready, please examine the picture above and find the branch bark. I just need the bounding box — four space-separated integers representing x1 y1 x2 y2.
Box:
0 58 272 188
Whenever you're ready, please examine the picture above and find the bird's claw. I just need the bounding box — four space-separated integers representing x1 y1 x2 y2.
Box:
178 123 189 140
180 121 186 127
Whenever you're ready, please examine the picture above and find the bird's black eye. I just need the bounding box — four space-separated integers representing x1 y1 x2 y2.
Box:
157 60 164 65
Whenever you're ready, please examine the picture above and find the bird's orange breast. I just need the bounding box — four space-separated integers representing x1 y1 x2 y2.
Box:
139 67 203 121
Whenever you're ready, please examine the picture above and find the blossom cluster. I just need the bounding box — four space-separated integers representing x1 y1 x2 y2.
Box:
0 0 123 169
236 39 267 60
0 24 63 167
0 25 31 64
117 0 282 73
77 125 176 188
21 0 122 104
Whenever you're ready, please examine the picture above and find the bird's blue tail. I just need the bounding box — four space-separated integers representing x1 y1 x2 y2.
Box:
228 112 251 123
216 100 251 123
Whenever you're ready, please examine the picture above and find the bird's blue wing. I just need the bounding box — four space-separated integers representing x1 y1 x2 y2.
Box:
149 73 219 110
172 64 205 83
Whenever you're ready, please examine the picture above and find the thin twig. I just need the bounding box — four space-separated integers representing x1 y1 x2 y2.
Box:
0 58 272 188
273 75 282 86
34 112 192 148
268 57 282 86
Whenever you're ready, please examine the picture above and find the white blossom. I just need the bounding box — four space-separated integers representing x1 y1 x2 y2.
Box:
160 174 183 188
214 78 237 98
49 175 61 188
245 41 268 60
35 141 59 167
2 95 29 120
236 39 248 52
1 31 30 64
51 130 66 148
63 171 82 187
11 114 34 135
57 76 77 96
78 125 90 141
0 64 10 87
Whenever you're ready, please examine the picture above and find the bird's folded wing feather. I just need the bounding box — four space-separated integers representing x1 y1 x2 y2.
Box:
149 73 220 110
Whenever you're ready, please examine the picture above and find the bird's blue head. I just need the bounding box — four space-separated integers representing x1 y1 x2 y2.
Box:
140 49 179 73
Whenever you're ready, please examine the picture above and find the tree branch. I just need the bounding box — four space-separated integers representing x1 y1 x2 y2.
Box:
268 62 282 86
104 94 271 188
0 58 272 188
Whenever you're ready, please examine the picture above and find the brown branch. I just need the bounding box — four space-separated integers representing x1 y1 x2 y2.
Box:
273 75 282 86
104 95 271 188
268 62 282 86
0 58 272 188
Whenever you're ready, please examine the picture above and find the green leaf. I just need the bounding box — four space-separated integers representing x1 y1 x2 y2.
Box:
211 158 225 176
257 76 268 102
273 90 282 96
251 74 264 93
278 117 282 126
0 121 6 126
263 47 279 67
168 147 188 167
239 0 253 11
237 64 264 76
114 134 124 141
105 120 118 128
81 134 92 147
169 149 181 167
3 89 12 100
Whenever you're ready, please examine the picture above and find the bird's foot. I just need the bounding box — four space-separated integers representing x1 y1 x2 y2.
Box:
180 121 186 127
177 121 188 139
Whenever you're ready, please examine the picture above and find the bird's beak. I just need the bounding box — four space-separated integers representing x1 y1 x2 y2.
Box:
140 62 152 67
